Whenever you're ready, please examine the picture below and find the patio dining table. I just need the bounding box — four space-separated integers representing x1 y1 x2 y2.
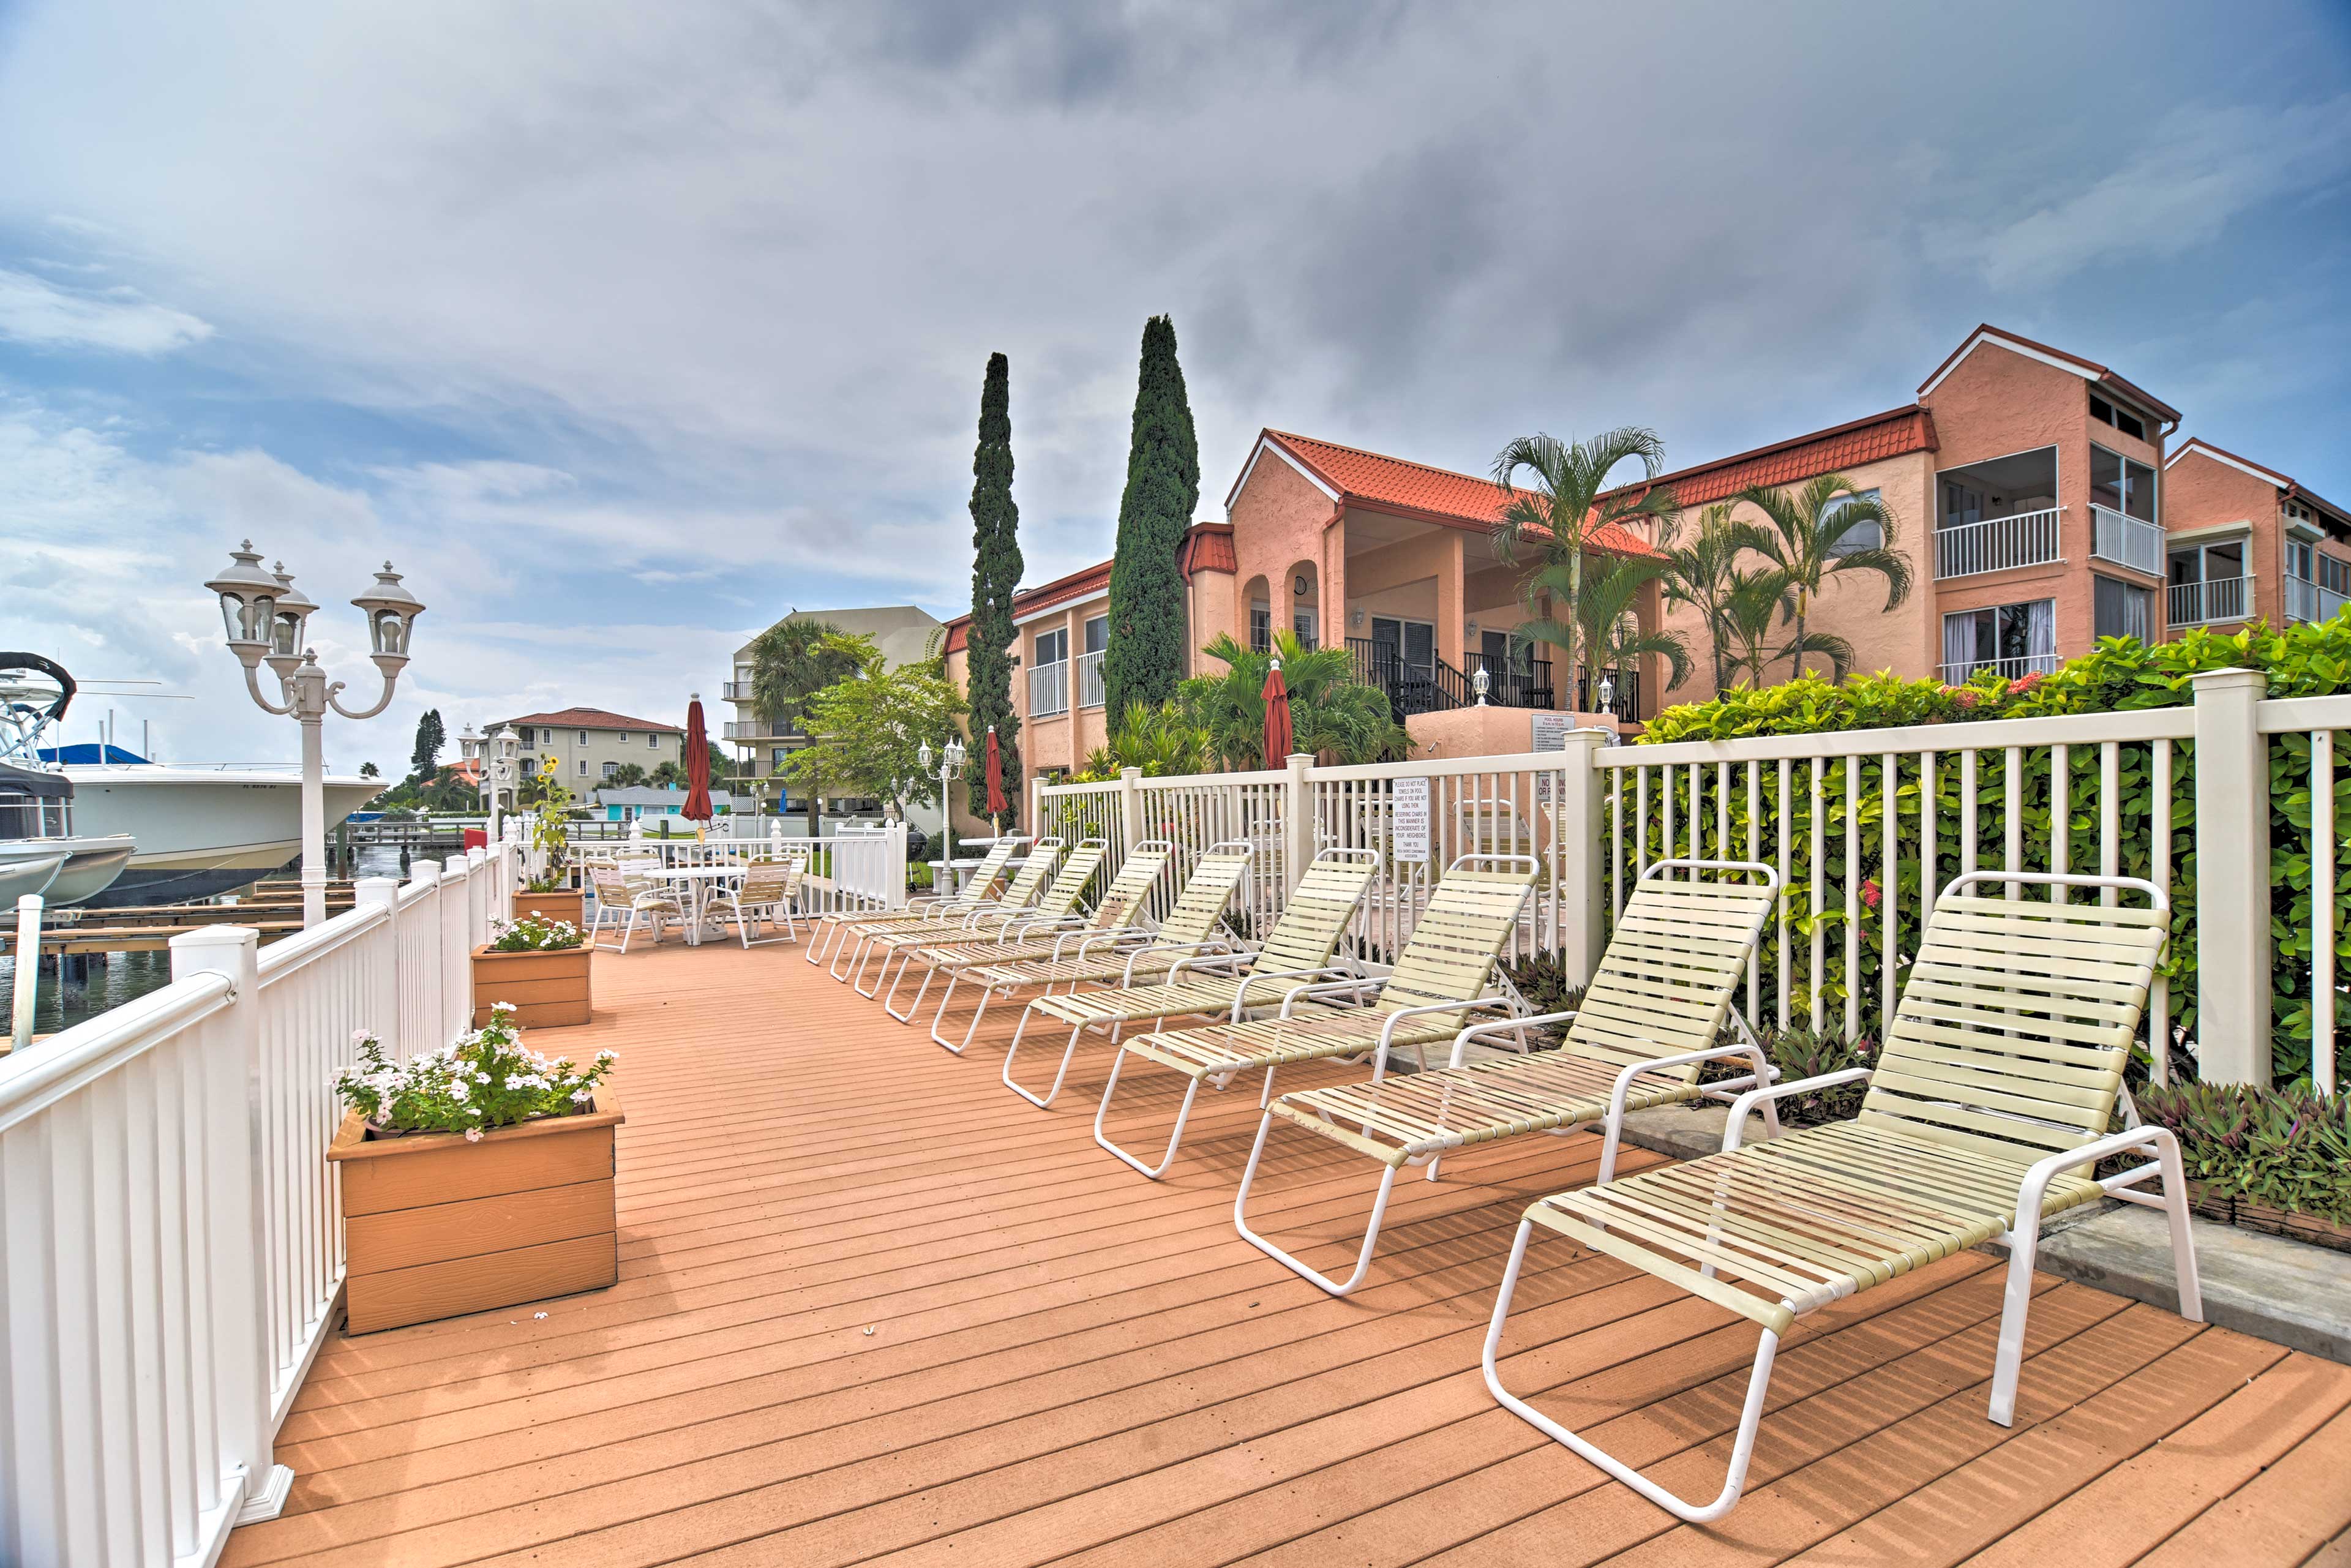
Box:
637 863 746 947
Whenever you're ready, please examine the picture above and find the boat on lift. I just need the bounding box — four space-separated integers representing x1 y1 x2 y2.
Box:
0 655 136 906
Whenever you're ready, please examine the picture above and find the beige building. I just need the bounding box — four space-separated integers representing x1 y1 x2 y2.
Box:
725 604 946 781
494 707 684 787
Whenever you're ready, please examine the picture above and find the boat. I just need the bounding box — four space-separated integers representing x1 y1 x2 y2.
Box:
1 651 377 909
0 657 137 907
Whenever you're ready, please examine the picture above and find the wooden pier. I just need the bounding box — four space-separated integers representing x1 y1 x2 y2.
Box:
1 883 360 956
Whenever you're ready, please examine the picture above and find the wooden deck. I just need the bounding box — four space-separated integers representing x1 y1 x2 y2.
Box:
227 937 2351 1567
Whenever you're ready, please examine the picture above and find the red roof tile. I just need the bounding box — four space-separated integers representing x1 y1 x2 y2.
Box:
1603 405 1941 511
498 707 683 735
1257 431 1659 557
1180 522 1237 576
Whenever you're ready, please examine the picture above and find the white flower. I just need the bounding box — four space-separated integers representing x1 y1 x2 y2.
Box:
571 1089 593 1104
351 1028 372 1045
465 1127 483 1142
594 1050 617 1066
449 1079 470 1101
474 1070 492 1085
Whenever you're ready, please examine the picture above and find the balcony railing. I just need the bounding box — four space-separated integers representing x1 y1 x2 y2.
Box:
2169 575 2255 627
1937 652 2063 686
722 680 755 700
2089 505 2163 576
1076 648 1106 709
2286 573 2349 626
722 719 803 742
1461 650 1556 711
1028 659 1069 718
1934 507 2063 580
1575 667 1641 722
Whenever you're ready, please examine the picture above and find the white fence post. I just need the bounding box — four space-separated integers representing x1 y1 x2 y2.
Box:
168 924 298 1524
1284 752 1314 894
465 846 488 950
356 876 399 1049
1555 729 1610 986
2192 667 2272 1085
441 855 471 1043
1119 767 1144 853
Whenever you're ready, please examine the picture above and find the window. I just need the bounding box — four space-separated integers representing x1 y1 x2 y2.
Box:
649 732 659 748
1292 609 1318 650
1084 615 1108 655
602 760 620 779
577 729 590 745
1033 627 1067 666
1369 617 1435 678
2287 539 2315 582
2322 556 2351 596
1941 599 2055 681
2090 393 2148 443
1249 601 1271 654
2169 539 2245 586
1822 487 1884 557
576 759 588 776
2090 445 2157 522
2093 576 2152 642
771 747 786 766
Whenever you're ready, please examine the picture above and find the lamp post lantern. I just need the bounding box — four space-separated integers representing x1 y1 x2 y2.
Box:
204 544 424 927
486 725 522 844
918 735 967 883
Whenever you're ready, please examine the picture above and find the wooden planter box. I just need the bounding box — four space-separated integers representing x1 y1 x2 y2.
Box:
513 887 585 931
2182 1182 2351 1255
328 1089 623 1334
472 943 591 1029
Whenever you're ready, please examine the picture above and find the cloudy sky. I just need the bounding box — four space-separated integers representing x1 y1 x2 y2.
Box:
1 1 2346 770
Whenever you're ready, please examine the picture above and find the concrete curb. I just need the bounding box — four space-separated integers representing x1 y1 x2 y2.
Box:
1611 1103 2351 1367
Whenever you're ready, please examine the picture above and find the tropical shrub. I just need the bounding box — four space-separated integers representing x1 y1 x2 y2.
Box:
1074 701 1215 781
1697 1027 1875 1127
334 1006 615 1140
2134 1081 2351 1223
1632 615 2351 1082
1182 629 1409 770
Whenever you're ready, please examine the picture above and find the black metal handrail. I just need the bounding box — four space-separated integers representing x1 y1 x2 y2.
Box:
1575 667 1641 722
1348 639 1564 715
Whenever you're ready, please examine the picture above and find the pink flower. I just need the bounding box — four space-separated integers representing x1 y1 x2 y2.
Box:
1951 689 1981 710
2007 672 2045 696
465 1127 483 1142
1859 879 1883 910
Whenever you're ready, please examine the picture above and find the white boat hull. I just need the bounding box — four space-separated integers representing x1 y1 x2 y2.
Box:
61 767 380 906
0 835 136 906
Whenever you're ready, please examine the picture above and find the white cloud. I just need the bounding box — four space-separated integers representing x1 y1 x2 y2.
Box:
0 268 212 353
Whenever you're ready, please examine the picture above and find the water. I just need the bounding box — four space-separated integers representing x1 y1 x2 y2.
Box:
0 845 417 1042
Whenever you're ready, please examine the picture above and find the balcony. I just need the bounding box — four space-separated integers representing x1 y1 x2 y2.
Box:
2089 505 2163 576
2286 573 2349 626
1076 647 1106 709
1934 508 2062 580
1028 658 1069 718
722 680 755 700
723 718 803 742
2170 575 2255 627
1346 639 1569 717
1938 651 2063 685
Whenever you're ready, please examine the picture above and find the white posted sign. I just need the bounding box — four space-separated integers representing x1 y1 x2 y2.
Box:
1531 711 1572 802
1392 776 1431 863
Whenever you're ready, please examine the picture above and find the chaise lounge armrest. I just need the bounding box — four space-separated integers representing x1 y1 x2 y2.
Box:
1723 1068 1872 1151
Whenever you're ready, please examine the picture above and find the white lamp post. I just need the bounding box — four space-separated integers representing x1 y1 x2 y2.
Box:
918 735 967 883
486 725 521 844
204 544 424 927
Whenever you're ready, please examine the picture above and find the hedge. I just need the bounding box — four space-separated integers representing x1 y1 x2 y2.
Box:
1633 617 2351 1084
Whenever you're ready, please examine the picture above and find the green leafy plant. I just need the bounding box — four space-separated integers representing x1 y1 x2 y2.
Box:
1182 629 1408 770
1736 474 1912 681
334 1005 614 1140
1698 1027 1875 1127
1490 426 1681 685
1076 701 1215 781
2134 1081 2351 1223
487 911 583 952
784 629 969 820
1103 314 1201 719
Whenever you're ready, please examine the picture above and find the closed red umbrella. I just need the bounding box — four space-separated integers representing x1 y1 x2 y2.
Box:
1262 657 1294 766
984 725 1007 830
682 694 714 832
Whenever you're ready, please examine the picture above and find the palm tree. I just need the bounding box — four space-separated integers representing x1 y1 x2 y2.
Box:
1660 504 1771 692
1079 702 1213 781
746 616 859 831
1716 565 1856 685
1561 554 1692 706
1183 629 1408 770
1491 428 1682 686
1738 475 1911 680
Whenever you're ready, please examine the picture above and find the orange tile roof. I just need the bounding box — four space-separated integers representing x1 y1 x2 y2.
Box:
1258 430 1659 557
942 523 1235 652
497 707 683 735
1603 405 1941 511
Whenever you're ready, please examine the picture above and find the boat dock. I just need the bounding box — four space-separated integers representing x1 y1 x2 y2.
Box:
0 882 358 956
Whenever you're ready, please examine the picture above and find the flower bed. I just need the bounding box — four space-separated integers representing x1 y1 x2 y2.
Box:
474 910 590 1027
2135 1081 2351 1253
328 1008 622 1331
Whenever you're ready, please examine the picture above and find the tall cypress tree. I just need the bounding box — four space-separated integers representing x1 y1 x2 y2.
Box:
1102 314 1200 719
964 352 1024 823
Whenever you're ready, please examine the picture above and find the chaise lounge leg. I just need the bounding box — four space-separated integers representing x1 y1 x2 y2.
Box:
852 943 894 997
1092 1048 1203 1179
1003 1011 1086 1108
926 972 969 1050
830 929 866 981
1483 1217 1779 1523
883 955 936 1022
1232 1111 1402 1297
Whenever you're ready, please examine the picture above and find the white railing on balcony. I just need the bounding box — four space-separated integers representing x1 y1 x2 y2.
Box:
722 680 754 700
1028 658 1069 718
1076 648 1106 710
1937 652 2063 686
1933 507 2063 580
2170 574 2255 626
2285 573 2348 626
0 845 512 1564
722 719 797 741
2090 505 2163 576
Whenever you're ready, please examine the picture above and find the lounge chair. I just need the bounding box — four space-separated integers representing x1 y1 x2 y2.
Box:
931 842 1256 1054
1481 871 2202 1524
1095 854 1542 1180
806 835 1027 967
833 838 1066 990
873 838 1114 1016
1234 858 1780 1295
999 847 1382 1110
880 840 1177 1023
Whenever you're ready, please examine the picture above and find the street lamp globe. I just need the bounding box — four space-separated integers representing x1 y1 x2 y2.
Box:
945 735 967 772
350 562 426 666
918 740 933 775
203 541 282 667
266 563 320 678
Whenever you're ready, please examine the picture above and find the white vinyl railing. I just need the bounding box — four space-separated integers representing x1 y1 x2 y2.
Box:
0 844 512 1566
1076 649 1106 710
1028 659 1070 719
2090 505 2164 576
1037 670 2345 1095
2170 574 2254 626
1934 507 2062 579
2285 573 2347 626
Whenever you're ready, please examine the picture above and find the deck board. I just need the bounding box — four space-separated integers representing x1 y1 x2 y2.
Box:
226 937 2348 1567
